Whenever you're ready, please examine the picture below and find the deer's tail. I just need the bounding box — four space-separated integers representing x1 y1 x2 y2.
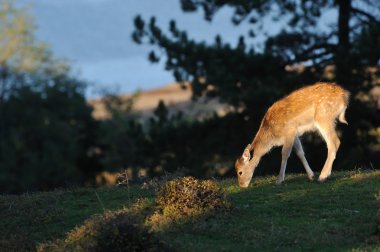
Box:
338 90 350 125
338 109 348 124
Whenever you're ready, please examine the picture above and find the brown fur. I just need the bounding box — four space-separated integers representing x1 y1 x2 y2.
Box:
236 82 350 187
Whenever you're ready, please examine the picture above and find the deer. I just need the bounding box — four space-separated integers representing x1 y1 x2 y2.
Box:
235 82 350 188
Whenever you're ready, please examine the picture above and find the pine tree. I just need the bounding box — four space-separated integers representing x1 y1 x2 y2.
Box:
133 0 380 168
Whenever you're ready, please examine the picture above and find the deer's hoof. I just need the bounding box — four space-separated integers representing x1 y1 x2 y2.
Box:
318 177 327 183
308 174 314 181
276 179 284 185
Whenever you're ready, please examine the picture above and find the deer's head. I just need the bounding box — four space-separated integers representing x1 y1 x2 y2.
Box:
235 144 254 188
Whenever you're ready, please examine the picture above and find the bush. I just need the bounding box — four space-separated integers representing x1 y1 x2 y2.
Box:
0 80 100 193
154 176 231 221
38 208 170 252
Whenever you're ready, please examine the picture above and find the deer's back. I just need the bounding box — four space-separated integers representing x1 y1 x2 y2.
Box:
260 83 349 137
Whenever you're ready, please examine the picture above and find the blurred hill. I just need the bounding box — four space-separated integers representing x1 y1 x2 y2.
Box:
88 83 233 121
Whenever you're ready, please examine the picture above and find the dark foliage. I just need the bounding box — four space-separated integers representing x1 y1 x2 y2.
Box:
0 70 101 193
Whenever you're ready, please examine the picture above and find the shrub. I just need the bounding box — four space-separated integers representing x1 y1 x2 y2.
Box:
154 176 231 222
38 208 171 252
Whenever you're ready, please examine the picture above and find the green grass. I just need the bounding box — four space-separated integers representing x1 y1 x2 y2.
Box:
1 170 380 251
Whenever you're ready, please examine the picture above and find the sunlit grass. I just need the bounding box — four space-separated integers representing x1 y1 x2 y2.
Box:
1 170 380 251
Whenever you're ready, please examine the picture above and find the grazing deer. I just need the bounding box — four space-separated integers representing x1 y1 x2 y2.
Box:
235 82 350 188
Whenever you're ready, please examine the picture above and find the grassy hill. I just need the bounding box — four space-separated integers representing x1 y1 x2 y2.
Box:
1 170 380 251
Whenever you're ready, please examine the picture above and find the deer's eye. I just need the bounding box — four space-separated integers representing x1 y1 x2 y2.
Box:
238 171 243 176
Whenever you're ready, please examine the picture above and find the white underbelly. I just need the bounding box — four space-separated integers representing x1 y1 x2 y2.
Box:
296 123 316 135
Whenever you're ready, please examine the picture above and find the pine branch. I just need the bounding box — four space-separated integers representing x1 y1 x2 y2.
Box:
351 7 380 25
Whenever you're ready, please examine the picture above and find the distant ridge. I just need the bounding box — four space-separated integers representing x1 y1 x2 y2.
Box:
88 83 232 121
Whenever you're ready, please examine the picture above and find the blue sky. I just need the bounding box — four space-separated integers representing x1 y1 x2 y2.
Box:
21 0 334 97
20 0 248 97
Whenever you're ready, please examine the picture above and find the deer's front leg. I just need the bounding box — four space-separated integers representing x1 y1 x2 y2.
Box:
293 137 314 181
277 136 295 185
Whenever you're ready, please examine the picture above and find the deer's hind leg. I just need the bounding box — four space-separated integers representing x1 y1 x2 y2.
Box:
277 135 296 185
293 137 314 181
315 121 340 182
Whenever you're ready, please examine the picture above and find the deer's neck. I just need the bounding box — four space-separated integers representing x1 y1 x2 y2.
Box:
252 127 273 156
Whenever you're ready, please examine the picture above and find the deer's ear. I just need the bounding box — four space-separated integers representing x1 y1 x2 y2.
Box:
242 145 251 163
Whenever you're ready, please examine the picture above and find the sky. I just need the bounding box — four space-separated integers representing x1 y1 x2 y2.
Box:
19 0 250 97
20 0 334 97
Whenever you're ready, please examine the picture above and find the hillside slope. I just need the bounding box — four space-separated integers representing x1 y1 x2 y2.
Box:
88 83 232 121
1 170 380 251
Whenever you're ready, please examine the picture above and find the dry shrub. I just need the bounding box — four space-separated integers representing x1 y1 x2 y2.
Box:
38 208 171 252
148 177 231 228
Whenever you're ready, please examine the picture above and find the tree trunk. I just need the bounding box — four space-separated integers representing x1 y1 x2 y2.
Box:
335 0 352 88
